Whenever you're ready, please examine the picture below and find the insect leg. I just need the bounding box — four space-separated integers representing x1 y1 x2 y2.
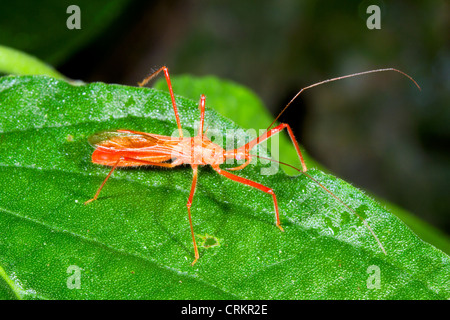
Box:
197 94 206 137
245 125 386 254
139 66 183 138
85 158 183 205
187 165 200 265
212 165 284 232
246 122 307 172
84 158 122 205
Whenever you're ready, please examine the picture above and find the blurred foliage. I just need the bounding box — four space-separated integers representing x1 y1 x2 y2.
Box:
0 45 65 78
0 0 130 65
0 0 448 246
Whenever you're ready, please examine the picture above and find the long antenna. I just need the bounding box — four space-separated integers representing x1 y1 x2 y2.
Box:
301 171 386 255
249 153 304 172
267 68 421 131
243 68 420 255
250 153 387 254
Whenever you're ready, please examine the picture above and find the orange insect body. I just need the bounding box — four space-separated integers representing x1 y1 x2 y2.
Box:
90 131 225 166
85 66 420 265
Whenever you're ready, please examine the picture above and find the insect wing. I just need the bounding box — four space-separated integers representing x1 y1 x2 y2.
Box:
88 131 160 150
87 130 186 160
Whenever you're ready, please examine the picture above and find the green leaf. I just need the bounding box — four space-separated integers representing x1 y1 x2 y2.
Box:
0 75 449 300
0 45 65 79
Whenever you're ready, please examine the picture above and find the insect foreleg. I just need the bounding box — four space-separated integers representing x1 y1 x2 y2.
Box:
85 157 182 205
246 123 307 172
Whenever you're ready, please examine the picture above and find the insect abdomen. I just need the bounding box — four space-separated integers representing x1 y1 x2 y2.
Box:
91 149 172 166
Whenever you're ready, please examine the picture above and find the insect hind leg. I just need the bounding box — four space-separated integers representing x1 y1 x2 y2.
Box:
212 165 284 231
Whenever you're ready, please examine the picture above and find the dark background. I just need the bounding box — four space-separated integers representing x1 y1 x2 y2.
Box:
1 0 449 236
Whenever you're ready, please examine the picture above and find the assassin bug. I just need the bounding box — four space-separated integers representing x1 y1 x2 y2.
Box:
84 66 420 265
